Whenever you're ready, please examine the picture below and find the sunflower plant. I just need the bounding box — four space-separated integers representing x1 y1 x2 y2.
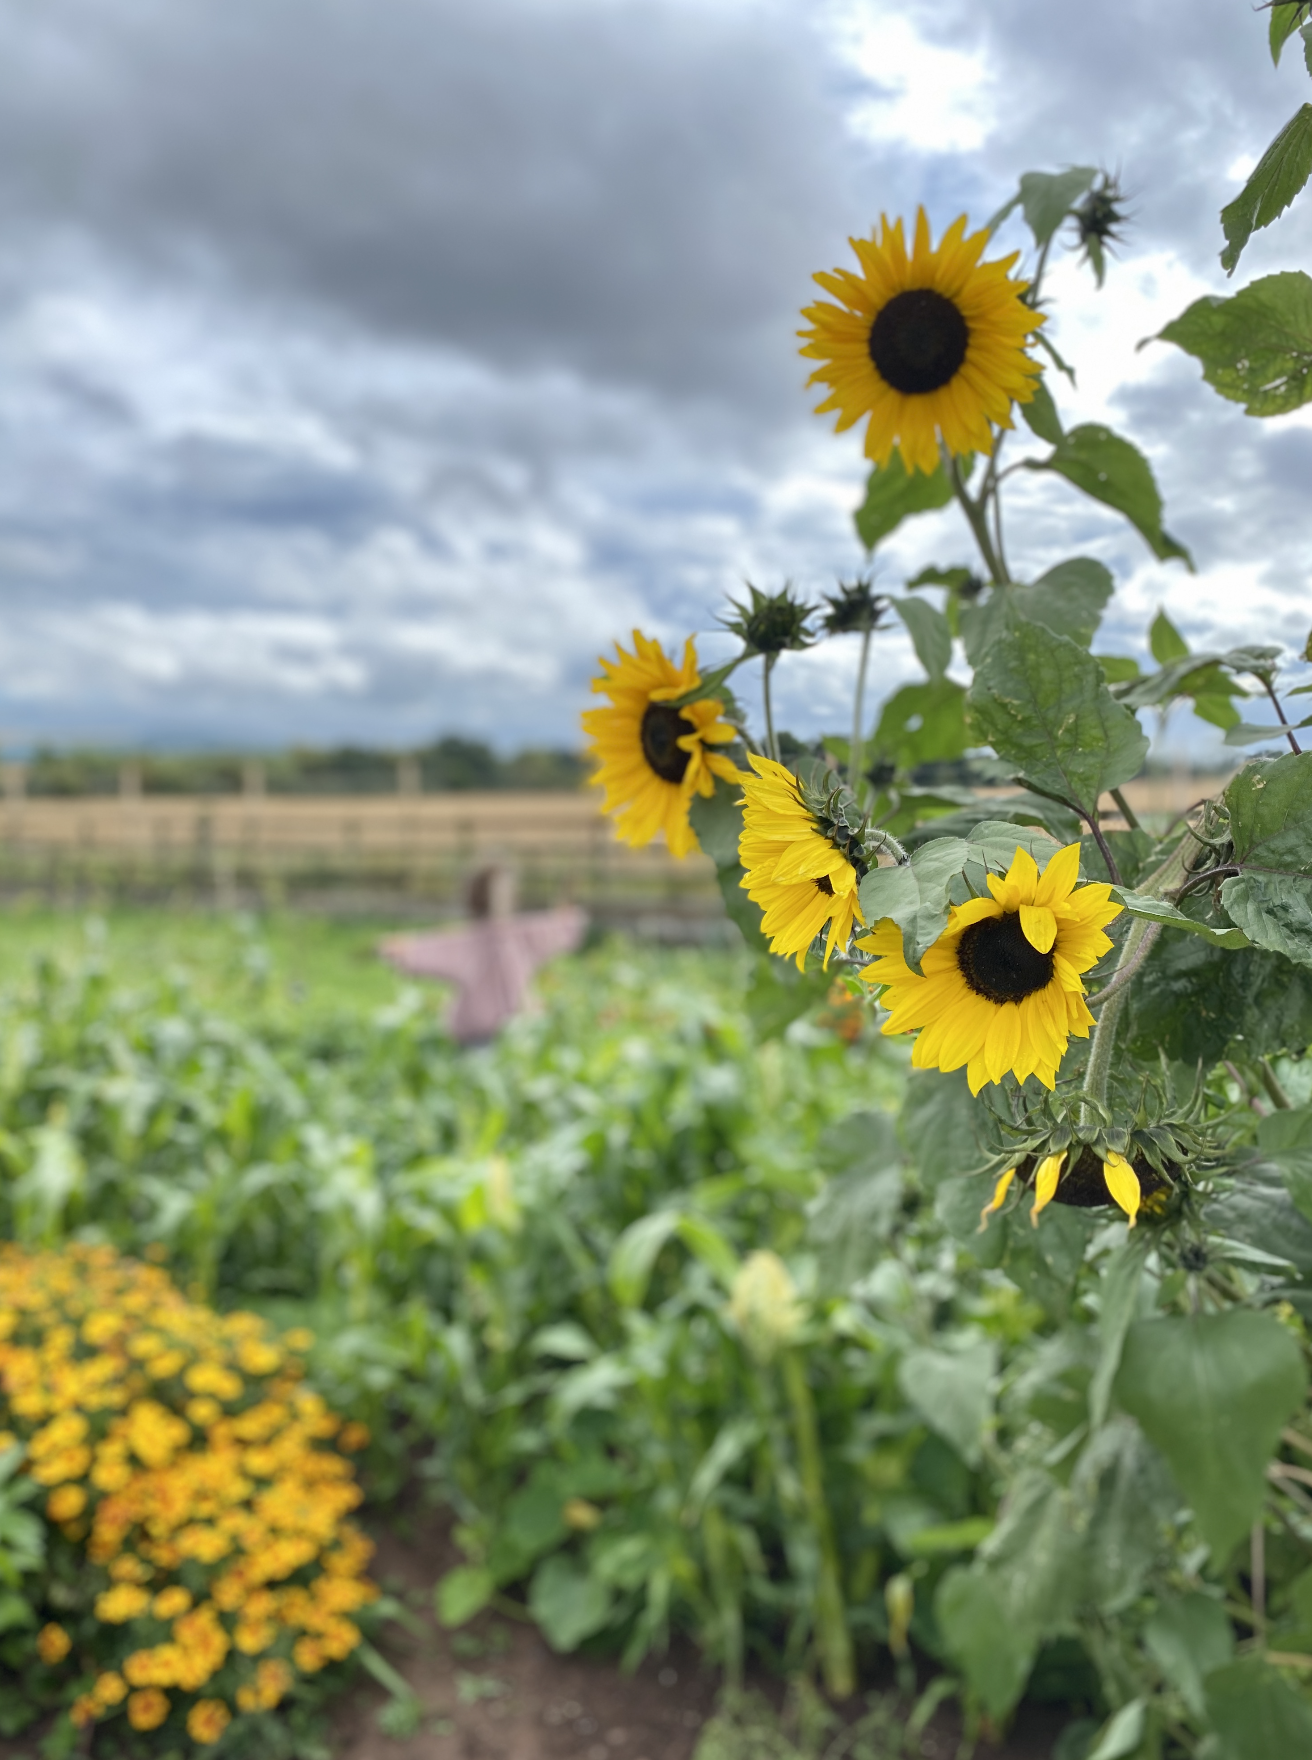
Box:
585 76 1312 1747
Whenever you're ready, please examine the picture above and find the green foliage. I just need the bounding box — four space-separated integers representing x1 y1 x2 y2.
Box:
1221 104 1312 273
1158 272 1312 415
889 596 952 682
854 453 953 550
966 608 1149 817
1024 425 1194 567
1114 1312 1308 1559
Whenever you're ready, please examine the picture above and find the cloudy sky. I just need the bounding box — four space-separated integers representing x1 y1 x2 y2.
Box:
0 0 1308 756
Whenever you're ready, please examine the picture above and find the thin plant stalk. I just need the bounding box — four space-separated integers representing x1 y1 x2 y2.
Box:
1081 915 1152 1125
849 619 874 801
762 654 780 763
780 1349 854 1700
947 452 1009 586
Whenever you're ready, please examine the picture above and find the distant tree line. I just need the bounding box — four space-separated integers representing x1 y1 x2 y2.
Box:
16 736 587 797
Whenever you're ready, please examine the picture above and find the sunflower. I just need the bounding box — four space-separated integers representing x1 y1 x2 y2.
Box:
582 631 741 859
858 842 1121 1093
738 755 865 969
799 208 1044 476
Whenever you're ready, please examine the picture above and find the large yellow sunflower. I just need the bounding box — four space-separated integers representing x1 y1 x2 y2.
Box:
799 209 1044 476
582 631 741 858
857 842 1121 1092
739 755 865 969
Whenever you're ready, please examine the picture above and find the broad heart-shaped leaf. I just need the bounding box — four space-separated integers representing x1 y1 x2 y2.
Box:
854 450 952 550
1143 1594 1234 1722
961 562 1114 661
1225 750 1312 867
1113 1310 1308 1560
528 1555 613 1652
1019 166 1097 247
935 1568 1035 1722
1221 103 1312 274
966 607 1149 818
1025 425 1194 567
869 679 967 770
890 594 952 682
688 786 770 954
1220 872 1312 966
1157 272 1312 416
897 1340 996 1467
1205 1658 1312 1758
1114 889 1250 949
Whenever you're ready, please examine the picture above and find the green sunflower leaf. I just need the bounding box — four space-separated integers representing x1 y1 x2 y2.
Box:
687 785 770 955
1019 166 1098 248
1024 425 1194 567
1143 1595 1234 1721
1095 655 1141 685
1221 104 1312 274
1219 872 1312 965
1112 890 1250 950
1156 271 1312 416
854 451 953 550
1271 1 1310 64
869 679 967 770
1205 1658 1312 1758
966 607 1149 819
890 595 952 683
1113 1310 1308 1559
1020 376 1063 445
897 1340 997 1468
961 560 1114 661
1225 750 1312 867
1150 609 1190 664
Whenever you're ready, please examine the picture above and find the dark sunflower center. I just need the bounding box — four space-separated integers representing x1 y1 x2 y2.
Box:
640 702 693 784
815 874 835 897
868 288 970 395
956 912 1053 1005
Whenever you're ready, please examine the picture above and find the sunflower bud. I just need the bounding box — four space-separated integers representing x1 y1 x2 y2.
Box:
1072 175 1129 288
821 577 887 637
728 1250 805 1363
721 583 815 657
885 1574 914 1658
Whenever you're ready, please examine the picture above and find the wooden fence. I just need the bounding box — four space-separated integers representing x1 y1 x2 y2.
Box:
0 772 1233 923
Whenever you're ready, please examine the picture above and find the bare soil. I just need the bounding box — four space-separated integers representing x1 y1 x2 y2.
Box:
333 1510 1074 1760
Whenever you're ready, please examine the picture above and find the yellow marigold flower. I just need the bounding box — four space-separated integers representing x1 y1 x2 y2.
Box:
127 1688 170 1731
236 1340 282 1377
31 1444 92 1485
70 1694 99 1728
738 756 865 969
282 1327 315 1352
145 1349 188 1379
109 1553 154 1582
124 1398 191 1468
29 1412 89 1455
46 1484 87 1522
93 1671 128 1708
235 1617 277 1654
187 1699 232 1744
152 1585 193 1619
337 1421 370 1453
799 208 1044 476
859 842 1121 1092
183 1362 243 1402
582 632 742 859
82 1310 124 1346
292 1635 326 1673
36 1622 72 1664
185 1395 224 1428
96 1582 151 1623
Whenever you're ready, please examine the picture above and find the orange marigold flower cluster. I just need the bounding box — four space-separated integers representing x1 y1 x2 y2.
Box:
1 1244 377 1740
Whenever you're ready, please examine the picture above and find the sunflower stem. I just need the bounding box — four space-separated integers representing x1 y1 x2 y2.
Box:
1081 915 1151 1124
849 621 874 802
761 654 779 763
1110 786 1142 831
947 454 1008 585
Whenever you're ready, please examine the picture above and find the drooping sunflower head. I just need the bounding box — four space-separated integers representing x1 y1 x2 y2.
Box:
581 631 742 859
858 841 1121 1093
799 208 1044 476
738 755 867 970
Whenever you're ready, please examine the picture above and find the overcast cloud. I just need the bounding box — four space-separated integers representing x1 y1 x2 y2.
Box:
0 0 1307 755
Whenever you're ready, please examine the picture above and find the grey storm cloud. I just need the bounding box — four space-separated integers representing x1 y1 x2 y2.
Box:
0 0 1305 751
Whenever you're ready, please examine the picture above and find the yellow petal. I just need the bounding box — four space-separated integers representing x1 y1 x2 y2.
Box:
1103 1152 1141 1228
1034 842 1082 907
979 1167 1016 1232
1031 1153 1066 1227
1019 904 1057 954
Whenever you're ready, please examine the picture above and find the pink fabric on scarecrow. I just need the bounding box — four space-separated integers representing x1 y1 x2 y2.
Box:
379 906 587 1043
